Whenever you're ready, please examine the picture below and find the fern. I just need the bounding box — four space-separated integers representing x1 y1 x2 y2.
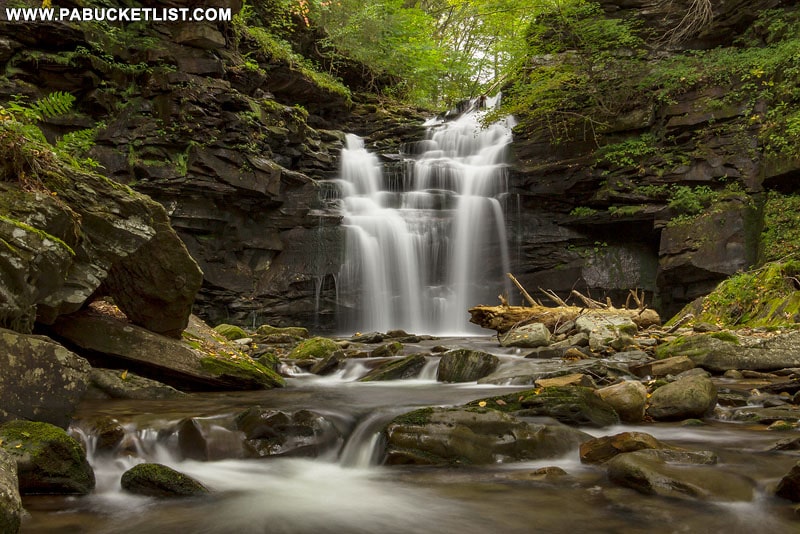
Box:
56 127 97 158
3 91 75 122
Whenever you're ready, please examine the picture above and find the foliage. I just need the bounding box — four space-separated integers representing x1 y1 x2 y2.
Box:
598 134 659 167
569 206 598 217
667 185 716 216
760 191 800 263
2 92 75 123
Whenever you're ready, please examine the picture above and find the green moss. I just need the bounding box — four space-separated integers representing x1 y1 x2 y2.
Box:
709 331 740 344
287 336 339 360
0 215 75 256
199 356 284 388
121 462 208 497
391 407 434 426
213 323 248 341
256 324 309 338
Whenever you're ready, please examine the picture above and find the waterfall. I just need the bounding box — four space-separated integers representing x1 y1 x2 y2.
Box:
337 97 515 334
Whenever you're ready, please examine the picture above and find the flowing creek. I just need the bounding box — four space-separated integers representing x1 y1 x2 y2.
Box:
20 336 800 533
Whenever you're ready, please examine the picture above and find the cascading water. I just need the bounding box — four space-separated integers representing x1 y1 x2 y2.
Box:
336 96 515 334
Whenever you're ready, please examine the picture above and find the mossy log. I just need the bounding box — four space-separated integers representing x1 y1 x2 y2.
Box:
468 304 661 334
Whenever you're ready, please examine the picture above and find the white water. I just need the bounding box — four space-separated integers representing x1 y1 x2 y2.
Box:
336 97 515 335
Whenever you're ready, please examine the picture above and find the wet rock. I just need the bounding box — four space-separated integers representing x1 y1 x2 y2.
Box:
776 461 800 502
647 374 717 421
384 407 590 465
629 355 695 378
370 341 403 357
575 313 637 352
177 418 246 461
234 407 341 458
437 349 499 383
728 406 800 424
524 347 566 359
0 420 95 495
770 436 800 451
309 351 345 375
480 359 632 386
213 324 248 340
74 416 126 452
518 386 620 427
86 369 185 400
349 332 384 343
499 323 551 348
288 337 340 360
359 354 427 382
580 432 681 464
0 449 22 534
121 463 209 498
607 449 754 501
594 380 648 423
0 329 90 428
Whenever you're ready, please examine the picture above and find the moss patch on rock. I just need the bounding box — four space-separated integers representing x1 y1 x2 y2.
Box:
121 462 208 498
213 323 248 341
667 260 800 328
287 336 339 360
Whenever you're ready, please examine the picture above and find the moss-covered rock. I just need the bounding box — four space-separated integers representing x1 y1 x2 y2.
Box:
0 420 95 495
287 337 339 360
518 386 620 427
256 324 309 339
120 463 208 498
667 260 800 329
647 375 717 421
213 324 249 341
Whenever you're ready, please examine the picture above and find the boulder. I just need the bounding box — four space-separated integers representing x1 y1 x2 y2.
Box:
213 324 248 340
234 407 341 458
287 337 340 360
0 449 22 534
479 359 633 386
776 461 800 502
309 351 345 375
177 418 246 461
606 449 755 502
579 431 703 464
369 341 403 357
359 354 427 382
50 310 284 391
499 322 551 348
517 386 620 427
0 329 90 428
594 380 648 423
256 325 309 339
384 407 590 465
73 416 126 452
656 332 800 372
647 375 717 421
0 420 95 495
535 373 596 388
121 463 209 498
0 135 202 336
575 312 638 352
437 349 499 383
85 368 185 400
629 355 695 378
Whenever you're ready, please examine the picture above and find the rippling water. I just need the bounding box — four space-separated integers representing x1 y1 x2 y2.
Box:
20 338 800 533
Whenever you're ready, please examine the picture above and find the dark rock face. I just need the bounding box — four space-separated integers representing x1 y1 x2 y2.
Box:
0 329 90 429
437 349 499 383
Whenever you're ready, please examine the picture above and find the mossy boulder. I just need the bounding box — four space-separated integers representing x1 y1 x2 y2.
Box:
647 375 717 421
120 463 209 498
287 337 339 360
359 354 427 382
0 449 21 534
437 349 499 383
384 407 590 466
213 324 249 341
0 420 95 495
517 386 620 427
256 324 309 339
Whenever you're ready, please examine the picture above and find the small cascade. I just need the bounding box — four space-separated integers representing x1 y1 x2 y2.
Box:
336 96 515 334
338 409 400 468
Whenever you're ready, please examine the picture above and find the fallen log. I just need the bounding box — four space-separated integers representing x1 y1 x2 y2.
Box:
468 304 661 334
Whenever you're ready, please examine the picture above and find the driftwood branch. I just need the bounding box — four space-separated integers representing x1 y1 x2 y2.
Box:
507 273 537 307
539 287 568 307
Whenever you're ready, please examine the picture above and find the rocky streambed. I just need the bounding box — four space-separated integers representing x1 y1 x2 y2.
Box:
3 316 800 533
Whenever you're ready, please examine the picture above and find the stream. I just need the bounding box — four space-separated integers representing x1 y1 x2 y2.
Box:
19 336 800 534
